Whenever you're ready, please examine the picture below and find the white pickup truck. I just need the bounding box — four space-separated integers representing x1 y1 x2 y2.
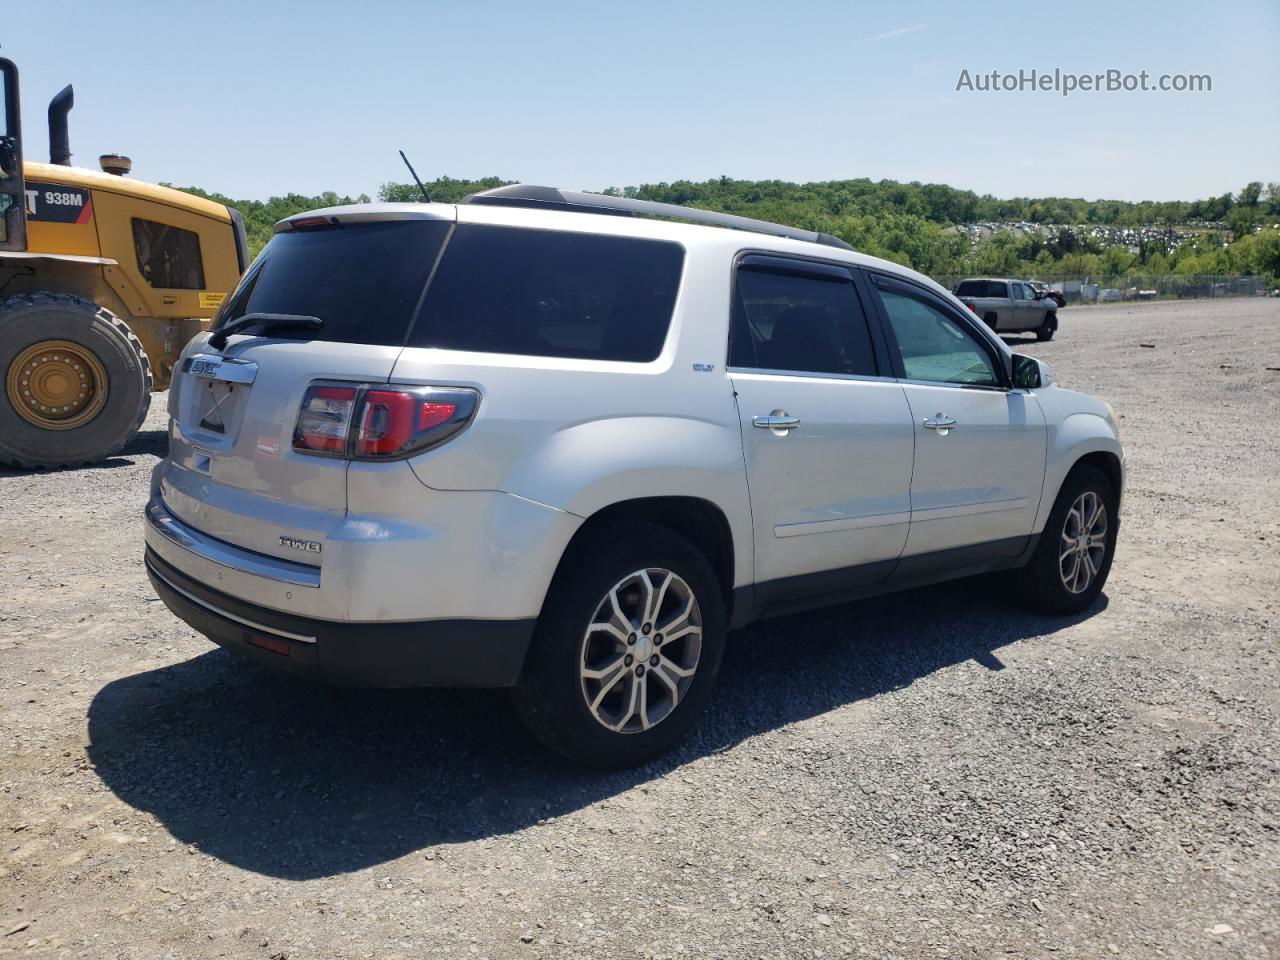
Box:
954 278 1059 341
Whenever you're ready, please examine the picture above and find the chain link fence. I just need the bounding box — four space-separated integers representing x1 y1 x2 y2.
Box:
932 274 1270 303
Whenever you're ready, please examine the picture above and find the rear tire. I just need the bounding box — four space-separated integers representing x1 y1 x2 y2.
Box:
1036 312 1057 341
0 293 152 469
1016 464 1118 615
513 521 727 768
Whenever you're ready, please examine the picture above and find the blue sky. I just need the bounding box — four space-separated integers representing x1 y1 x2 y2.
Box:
8 0 1278 203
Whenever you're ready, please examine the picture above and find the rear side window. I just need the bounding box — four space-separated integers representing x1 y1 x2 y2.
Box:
955 280 1007 298
214 220 449 346
407 225 684 362
730 264 878 377
132 219 205 289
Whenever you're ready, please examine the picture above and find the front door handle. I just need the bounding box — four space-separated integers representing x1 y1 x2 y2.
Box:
923 413 957 434
753 411 800 434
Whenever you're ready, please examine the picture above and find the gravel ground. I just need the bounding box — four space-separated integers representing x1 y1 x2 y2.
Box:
2 297 1278 960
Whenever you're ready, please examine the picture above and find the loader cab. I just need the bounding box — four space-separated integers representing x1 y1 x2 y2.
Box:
0 57 27 251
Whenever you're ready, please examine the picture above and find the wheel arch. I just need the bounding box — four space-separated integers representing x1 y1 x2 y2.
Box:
1073 449 1123 501
550 495 738 622
1035 416 1125 532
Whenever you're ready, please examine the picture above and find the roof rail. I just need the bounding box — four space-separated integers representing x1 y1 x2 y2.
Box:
464 184 855 252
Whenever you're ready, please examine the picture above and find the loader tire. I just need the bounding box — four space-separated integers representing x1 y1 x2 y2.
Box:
0 292 152 469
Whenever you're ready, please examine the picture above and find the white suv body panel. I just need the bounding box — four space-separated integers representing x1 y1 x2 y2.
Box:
1031 388 1124 532
390 227 756 594
146 461 581 622
896 382 1047 557
731 370 914 584
145 198 1123 689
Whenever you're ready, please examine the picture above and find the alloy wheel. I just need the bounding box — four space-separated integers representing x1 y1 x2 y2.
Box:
579 568 703 733
1059 490 1108 594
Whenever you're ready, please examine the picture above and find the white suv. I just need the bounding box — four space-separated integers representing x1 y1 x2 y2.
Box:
145 186 1123 767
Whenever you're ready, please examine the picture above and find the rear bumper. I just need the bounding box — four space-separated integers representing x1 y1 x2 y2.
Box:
146 548 534 687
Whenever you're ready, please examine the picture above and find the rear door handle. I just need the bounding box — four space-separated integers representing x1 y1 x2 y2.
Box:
753 412 800 432
923 414 957 434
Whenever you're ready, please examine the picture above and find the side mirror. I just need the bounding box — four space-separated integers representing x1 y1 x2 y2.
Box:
1012 354 1051 389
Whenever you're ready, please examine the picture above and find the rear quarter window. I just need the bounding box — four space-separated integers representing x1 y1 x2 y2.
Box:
407 224 684 362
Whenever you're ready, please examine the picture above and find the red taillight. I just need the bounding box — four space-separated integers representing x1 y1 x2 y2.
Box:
417 401 457 431
294 385 356 453
293 384 477 460
965 301 978 313
356 390 418 456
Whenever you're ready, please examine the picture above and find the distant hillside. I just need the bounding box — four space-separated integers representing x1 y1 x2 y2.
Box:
173 176 1280 283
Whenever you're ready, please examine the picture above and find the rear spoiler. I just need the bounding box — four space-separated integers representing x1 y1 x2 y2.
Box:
275 204 455 233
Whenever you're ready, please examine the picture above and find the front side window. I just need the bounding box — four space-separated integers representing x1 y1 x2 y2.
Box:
408 225 684 362
132 219 205 289
730 265 878 376
875 288 1000 387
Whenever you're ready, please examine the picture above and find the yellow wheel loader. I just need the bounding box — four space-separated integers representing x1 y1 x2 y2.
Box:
0 58 245 468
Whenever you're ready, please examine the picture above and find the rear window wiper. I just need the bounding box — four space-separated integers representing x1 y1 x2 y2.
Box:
208 313 323 350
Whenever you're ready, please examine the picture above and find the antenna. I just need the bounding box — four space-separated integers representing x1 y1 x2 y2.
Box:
398 150 431 202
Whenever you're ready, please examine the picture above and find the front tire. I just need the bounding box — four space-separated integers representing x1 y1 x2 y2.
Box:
0 293 152 469
1036 312 1057 341
513 522 727 768
1017 464 1118 614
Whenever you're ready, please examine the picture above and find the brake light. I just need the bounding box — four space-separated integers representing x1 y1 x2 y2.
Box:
965 301 978 313
293 384 478 460
290 216 335 230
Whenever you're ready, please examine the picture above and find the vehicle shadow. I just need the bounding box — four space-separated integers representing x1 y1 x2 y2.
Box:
0 429 167 477
86 577 1107 880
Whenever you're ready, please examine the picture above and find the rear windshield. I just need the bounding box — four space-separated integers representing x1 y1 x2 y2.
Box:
406 224 684 362
955 280 1007 298
213 220 449 346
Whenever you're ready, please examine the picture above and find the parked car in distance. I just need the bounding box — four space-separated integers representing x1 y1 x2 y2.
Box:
953 278 1060 340
145 187 1123 768
1028 281 1067 308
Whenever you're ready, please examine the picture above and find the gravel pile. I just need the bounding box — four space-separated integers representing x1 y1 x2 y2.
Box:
2 297 1277 958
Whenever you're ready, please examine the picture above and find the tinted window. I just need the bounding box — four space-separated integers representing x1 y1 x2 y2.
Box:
955 280 1007 298
214 220 449 346
730 266 877 376
407 225 683 362
876 289 999 386
132 219 205 289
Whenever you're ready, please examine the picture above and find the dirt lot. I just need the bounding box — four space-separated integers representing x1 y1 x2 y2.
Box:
2 297 1278 959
